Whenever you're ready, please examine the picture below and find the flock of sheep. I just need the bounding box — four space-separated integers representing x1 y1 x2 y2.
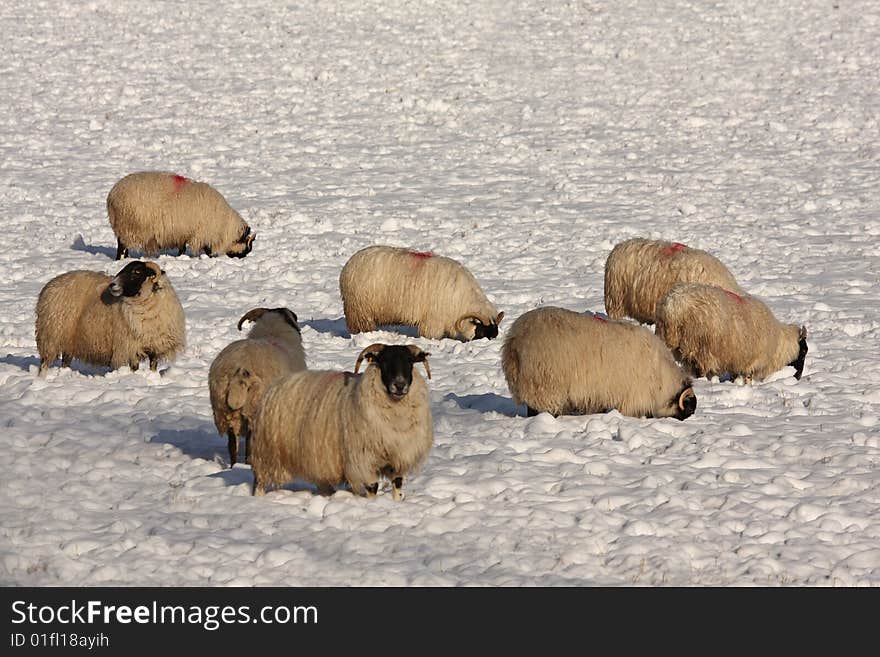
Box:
33 171 809 500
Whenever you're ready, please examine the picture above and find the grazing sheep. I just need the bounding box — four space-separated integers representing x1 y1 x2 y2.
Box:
208 307 307 467
604 237 743 324
501 306 696 420
250 344 433 500
339 245 504 341
107 171 256 260
655 283 808 382
35 261 185 375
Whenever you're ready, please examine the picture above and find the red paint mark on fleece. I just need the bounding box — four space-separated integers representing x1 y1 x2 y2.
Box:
662 242 687 256
723 289 743 303
591 313 607 323
170 174 189 193
409 250 434 259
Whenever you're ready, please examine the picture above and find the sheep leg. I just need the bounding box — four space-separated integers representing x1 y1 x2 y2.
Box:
251 474 265 496
227 430 238 467
316 483 334 496
244 435 251 464
147 351 159 371
391 476 405 501
177 245 187 256
61 354 72 368
527 405 540 417
115 239 128 260
203 245 213 257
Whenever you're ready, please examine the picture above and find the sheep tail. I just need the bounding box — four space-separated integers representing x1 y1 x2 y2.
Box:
226 367 256 411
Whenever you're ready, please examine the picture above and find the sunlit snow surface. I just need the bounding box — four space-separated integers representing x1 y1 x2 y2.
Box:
1 0 878 585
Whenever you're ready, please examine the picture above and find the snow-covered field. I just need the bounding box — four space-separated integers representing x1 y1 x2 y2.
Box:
1 0 878 586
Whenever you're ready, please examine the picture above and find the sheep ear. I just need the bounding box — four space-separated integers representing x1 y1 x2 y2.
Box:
407 345 431 379
495 311 505 325
237 308 269 331
354 343 386 374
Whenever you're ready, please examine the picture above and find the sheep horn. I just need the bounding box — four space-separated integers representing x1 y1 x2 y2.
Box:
237 308 269 331
407 345 431 380
354 343 386 374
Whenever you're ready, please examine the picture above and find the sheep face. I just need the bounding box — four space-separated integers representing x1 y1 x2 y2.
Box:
226 226 256 258
458 311 505 341
355 344 431 400
108 261 163 299
789 326 808 380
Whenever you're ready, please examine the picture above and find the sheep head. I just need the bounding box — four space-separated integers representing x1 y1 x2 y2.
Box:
237 307 300 333
354 344 431 400
456 311 504 341
788 325 808 380
108 261 163 299
227 225 256 258
673 386 697 421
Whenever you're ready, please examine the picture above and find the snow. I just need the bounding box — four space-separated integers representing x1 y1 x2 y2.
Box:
1 0 879 586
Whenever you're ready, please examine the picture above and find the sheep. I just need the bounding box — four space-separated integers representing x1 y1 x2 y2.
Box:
339 245 504 341
604 237 743 324
655 283 808 382
250 343 433 500
208 307 307 467
501 306 697 420
107 171 256 260
35 261 185 375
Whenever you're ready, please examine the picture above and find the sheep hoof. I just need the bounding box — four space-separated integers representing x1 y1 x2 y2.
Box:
392 477 404 501
251 477 265 496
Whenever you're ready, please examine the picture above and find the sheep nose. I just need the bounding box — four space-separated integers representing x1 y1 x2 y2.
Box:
389 380 409 398
108 280 123 296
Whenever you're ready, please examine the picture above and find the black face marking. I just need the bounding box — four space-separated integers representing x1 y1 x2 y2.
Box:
365 482 379 496
272 308 300 333
473 320 499 340
675 387 697 421
372 345 419 400
787 336 808 380
109 262 155 297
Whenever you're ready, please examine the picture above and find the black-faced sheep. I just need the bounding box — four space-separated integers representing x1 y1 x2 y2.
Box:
107 171 255 260
250 344 433 500
604 237 743 324
655 283 808 382
35 261 186 375
339 245 504 341
501 306 696 420
208 307 307 467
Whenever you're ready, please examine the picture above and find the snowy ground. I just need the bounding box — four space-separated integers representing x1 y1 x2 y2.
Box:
1 0 878 586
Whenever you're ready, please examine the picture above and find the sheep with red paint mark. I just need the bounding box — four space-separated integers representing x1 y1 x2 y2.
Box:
107 171 255 259
35 261 186 376
501 306 696 420
208 308 307 467
655 283 808 382
604 237 743 324
250 344 433 500
339 245 504 341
